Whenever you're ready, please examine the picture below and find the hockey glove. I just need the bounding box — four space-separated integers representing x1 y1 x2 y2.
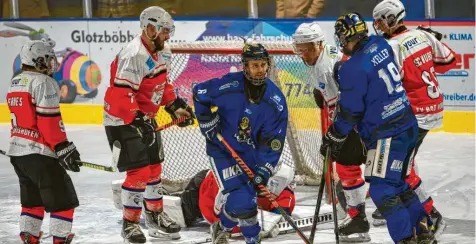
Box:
320 125 348 159
55 141 82 172
312 88 324 110
417 25 443 41
198 112 221 144
253 163 274 191
131 111 156 146
165 97 196 127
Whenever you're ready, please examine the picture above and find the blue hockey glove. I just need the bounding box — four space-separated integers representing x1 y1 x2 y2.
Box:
198 112 221 143
253 163 274 190
320 125 348 159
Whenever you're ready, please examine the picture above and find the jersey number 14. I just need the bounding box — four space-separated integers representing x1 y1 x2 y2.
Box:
378 62 404 94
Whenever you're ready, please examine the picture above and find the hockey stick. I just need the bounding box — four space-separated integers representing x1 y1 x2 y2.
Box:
183 213 334 244
0 149 116 172
328 151 340 243
216 133 311 244
309 147 330 243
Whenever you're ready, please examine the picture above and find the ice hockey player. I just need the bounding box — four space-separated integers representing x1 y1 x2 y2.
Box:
292 22 370 242
102 6 194 243
192 40 288 244
372 0 457 235
326 13 436 243
6 40 82 244
181 162 295 232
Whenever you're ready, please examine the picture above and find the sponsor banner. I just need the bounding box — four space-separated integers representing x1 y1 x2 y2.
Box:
0 20 473 113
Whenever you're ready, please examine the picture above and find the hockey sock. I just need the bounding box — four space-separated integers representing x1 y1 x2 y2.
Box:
336 163 366 217
220 209 238 230
370 182 413 242
239 216 261 244
399 187 432 234
145 164 163 212
20 206 45 238
50 208 74 243
405 162 433 214
122 167 151 222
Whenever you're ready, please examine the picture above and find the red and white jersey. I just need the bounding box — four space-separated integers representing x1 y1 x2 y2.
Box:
103 36 177 126
388 29 457 130
6 71 67 157
310 44 344 107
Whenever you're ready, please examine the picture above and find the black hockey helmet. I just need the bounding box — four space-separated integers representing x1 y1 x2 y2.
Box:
241 41 271 86
334 12 368 50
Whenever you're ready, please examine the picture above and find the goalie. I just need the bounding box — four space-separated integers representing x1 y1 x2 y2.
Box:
111 163 296 238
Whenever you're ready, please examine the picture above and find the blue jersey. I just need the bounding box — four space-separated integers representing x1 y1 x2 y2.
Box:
334 36 417 147
192 71 288 169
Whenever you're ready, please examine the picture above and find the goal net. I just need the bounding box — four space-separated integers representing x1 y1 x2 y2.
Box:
154 40 329 192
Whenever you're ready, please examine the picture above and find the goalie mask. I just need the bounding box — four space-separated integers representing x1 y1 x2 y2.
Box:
20 40 58 76
241 41 271 86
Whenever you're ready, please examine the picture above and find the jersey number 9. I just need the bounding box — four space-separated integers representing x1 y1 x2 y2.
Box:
378 62 404 95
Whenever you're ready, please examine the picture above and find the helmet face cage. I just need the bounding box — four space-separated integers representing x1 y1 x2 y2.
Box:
241 43 271 86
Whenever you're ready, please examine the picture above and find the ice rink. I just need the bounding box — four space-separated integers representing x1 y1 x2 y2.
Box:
0 124 474 243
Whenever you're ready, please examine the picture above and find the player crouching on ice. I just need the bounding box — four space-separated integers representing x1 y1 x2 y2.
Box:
192 40 288 244
327 13 437 243
181 162 295 237
371 0 456 236
111 162 296 238
6 40 82 244
102 6 194 244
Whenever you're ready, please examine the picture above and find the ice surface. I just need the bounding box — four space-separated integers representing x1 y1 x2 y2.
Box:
0 125 474 243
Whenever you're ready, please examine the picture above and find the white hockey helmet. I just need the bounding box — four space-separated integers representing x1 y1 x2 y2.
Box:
140 6 175 36
20 40 58 75
292 22 325 58
372 0 406 35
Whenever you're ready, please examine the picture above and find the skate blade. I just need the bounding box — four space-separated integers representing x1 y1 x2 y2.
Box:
372 219 386 227
433 218 447 238
123 239 146 244
148 228 181 240
340 233 371 243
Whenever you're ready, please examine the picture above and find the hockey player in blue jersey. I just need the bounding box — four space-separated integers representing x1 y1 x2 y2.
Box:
192 41 288 244
321 13 436 243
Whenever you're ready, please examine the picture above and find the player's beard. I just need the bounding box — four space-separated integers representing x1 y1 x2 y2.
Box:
154 37 165 52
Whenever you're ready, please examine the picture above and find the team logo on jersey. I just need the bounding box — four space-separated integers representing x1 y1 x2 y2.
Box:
270 139 282 151
270 95 284 112
222 164 243 180
245 108 252 115
235 117 255 148
364 43 378 54
219 80 239 90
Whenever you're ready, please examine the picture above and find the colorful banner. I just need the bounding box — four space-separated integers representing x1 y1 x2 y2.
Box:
0 20 473 113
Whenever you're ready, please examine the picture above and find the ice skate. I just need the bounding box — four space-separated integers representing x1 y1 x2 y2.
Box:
122 219 146 244
210 221 231 244
20 231 43 244
430 207 446 238
54 233 75 244
417 217 437 244
371 209 386 226
144 208 181 240
339 205 371 242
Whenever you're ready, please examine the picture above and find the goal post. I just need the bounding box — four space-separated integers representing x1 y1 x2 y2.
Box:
154 40 329 192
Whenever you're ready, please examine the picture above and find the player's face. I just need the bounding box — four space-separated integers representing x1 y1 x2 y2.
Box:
146 25 171 51
294 42 319 66
373 19 392 36
246 59 269 81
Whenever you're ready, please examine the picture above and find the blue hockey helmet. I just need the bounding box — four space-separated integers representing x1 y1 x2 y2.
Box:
241 40 271 86
334 12 368 50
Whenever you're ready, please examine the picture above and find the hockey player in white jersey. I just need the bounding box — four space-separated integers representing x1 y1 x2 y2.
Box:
293 22 370 242
6 40 82 244
372 0 457 237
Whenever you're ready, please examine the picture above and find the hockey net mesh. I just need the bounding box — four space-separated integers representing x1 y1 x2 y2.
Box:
155 41 325 192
